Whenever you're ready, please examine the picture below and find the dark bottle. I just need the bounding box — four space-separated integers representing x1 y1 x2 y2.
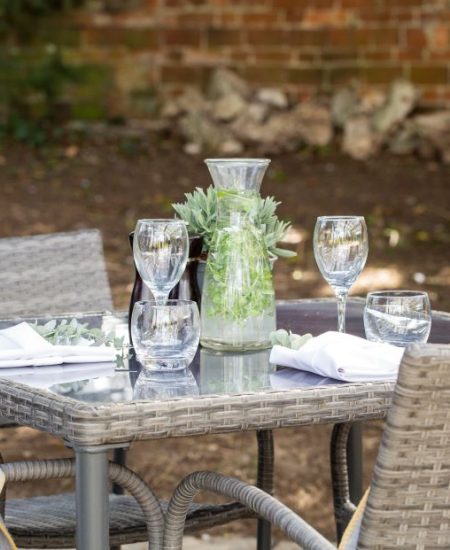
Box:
169 234 203 305
128 232 204 337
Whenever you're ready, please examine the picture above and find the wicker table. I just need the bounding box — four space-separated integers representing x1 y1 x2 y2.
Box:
0 298 448 549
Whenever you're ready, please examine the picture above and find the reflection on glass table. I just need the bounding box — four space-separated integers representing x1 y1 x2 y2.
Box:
0 344 347 405
133 368 199 400
50 369 134 403
199 348 274 395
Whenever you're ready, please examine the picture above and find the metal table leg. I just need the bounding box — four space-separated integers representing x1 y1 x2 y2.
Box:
347 423 363 504
75 447 109 550
256 430 274 550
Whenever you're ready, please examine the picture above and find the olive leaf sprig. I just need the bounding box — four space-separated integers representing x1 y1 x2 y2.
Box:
31 318 124 349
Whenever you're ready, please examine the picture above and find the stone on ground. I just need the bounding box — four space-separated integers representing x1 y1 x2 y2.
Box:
343 115 378 160
372 79 417 135
256 87 289 109
207 68 250 100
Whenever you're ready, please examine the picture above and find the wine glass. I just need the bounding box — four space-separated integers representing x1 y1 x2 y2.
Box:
314 216 368 333
133 219 189 304
364 290 431 347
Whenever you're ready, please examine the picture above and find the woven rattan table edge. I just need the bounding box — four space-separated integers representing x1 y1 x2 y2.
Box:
0 375 395 446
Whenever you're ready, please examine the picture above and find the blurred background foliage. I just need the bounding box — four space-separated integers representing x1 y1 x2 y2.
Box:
0 0 95 146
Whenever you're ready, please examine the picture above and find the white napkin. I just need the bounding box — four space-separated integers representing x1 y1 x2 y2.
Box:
0 322 116 368
270 331 404 382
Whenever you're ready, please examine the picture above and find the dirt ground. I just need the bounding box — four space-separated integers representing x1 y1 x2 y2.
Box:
0 137 449 543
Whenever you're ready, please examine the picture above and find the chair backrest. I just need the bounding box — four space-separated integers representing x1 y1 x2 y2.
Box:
0 229 113 317
358 344 450 548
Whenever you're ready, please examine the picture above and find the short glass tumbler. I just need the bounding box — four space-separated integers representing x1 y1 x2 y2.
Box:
364 290 432 347
131 300 200 371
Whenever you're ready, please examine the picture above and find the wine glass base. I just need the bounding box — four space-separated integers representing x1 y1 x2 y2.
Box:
138 357 188 372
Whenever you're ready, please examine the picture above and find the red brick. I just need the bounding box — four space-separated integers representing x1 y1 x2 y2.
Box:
160 64 208 84
395 49 424 61
242 11 281 26
175 12 214 26
361 51 394 61
163 28 202 47
363 64 406 83
328 27 399 49
246 29 287 46
358 8 417 23
302 7 352 27
410 64 449 84
207 27 243 47
430 52 450 61
326 64 364 85
340 0 381 6
404 28 428 51
219 11 243 26
288 29 327 48
428 24 450 50
274 0 333 8
287 66 324 85
253 49 294 63
245 65 288 84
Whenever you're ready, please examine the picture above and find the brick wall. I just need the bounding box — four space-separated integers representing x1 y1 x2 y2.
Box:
7 0 450 118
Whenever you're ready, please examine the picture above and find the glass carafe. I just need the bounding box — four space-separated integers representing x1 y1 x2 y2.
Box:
200 158 276 351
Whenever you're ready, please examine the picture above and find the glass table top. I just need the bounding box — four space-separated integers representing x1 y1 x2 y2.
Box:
0 301 448 406
0 309 345 405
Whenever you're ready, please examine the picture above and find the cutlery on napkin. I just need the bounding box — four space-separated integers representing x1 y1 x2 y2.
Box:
270 331 404 382
0 322 116 368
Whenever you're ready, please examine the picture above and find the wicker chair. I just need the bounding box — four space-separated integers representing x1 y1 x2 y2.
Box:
0 229 113 317
160 344 450 549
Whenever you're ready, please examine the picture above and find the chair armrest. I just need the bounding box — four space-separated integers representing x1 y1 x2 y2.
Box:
0 459 164 549
164 470 336 550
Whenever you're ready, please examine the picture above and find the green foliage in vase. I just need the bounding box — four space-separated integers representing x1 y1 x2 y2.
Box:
172 186 296 258
203 221 275 322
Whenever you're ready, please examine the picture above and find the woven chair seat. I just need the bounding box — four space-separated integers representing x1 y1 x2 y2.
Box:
6 493 250 548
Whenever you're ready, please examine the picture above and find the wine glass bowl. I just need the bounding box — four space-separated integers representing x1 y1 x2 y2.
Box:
133 219 189 304
314 216 368 332
364 290 431 347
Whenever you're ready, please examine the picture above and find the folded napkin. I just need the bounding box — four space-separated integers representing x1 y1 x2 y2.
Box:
0 322 116 368
270 331 404 382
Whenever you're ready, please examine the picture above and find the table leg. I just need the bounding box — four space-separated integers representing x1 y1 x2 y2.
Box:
256 430 274 550
347 423 363 504
112 447 127 495
257 519 271 550
75 447 109 550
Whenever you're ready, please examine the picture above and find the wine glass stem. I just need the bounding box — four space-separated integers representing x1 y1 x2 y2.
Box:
153 292 168 305
336 292 348 333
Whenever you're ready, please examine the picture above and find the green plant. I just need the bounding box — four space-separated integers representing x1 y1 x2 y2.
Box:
0 0 84 145
270 329 312 350
172 186 296 258
0 47 80 145
32 318 124 348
